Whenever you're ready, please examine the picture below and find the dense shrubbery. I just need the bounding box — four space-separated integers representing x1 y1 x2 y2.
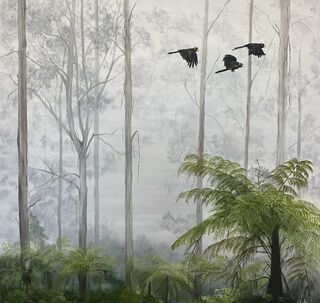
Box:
0 287 159 303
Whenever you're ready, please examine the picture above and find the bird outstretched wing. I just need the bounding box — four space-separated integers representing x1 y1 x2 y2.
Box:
249 47 265 57
180 49 198 68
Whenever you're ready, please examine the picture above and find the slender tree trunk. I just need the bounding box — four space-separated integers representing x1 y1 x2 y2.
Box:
297 51 302 198
17 0 31 293
194 0 209 298
58 83 63 249
276 0 290 166
94 0 100 246
244 0 254 173
297 50 302 160
124 0 134 289
267 226 284 299
269 0 290 299
78 152 88 252
78 149 88 294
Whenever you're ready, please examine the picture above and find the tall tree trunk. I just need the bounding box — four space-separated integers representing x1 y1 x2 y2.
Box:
267 226 284 299
276 0 290 166
297 50 302 198
244 0 254 173
124 0 134 289
194 0 209 298
93 0 100 246
78 149 88 295
269 0 290 299
17 0 31 293
297 50 302 160
58 83 63 249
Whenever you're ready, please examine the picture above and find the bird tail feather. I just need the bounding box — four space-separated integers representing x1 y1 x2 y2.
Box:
215 68 228 74
233 44 248 50
168 50 179 54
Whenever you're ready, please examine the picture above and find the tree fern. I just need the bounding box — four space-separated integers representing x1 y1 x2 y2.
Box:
173 155 320 299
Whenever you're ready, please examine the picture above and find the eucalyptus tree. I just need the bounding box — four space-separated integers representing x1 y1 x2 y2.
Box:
276 0 290 165
244 0 254 173
172 154 320 300
17 0 31 293
27 0 121 293
123 0 134 289
270 0 291 298
93 0 100 246
194 0 232 296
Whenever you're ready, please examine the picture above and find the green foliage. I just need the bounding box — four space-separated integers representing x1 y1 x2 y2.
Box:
173 155 320 299
61 247 115 289
138 255 193 302
0 288 68 303
202 289 274 303
202 288 240 303
64 287 159 303
29 212 48 249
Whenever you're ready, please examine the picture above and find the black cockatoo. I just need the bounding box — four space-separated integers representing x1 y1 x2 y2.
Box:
215 55 243 74
233 43 265 57
168 47 198 68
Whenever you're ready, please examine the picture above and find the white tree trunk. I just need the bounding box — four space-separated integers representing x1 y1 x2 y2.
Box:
194 0 209 297
17 0 31 291
94 0 100 246
244 0 254 173
297 50 302 160
58 83 63 248
78 150 88 250
276 0 290 166
124 0 134 289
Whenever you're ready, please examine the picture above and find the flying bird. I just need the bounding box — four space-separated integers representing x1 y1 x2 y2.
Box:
215 55 243 74
233 43 265 57
168 47 198 68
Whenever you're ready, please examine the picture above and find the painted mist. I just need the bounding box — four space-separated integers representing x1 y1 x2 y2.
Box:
1 0 320 302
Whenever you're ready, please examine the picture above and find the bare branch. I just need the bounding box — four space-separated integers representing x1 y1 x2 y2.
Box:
287 127 320 152
207 0 232 35
99 137 124 155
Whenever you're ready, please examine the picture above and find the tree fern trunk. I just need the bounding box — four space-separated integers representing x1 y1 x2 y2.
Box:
164 276 169 303
148 281 152 296
267 226 284 299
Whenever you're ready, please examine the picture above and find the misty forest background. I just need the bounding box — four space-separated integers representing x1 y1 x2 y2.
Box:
1 0 320 302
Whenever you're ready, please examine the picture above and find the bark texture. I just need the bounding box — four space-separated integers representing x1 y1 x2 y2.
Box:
268 0 291 299
58 83 63 248
244 0 254 173
93 0 100 246
194 0 209 298
18 0 31 292
267 226 284 299
124 0 134 289
276 0 290 166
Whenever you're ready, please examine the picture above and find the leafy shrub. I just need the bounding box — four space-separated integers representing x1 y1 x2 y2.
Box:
65 287 159 303
0 288 68 303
